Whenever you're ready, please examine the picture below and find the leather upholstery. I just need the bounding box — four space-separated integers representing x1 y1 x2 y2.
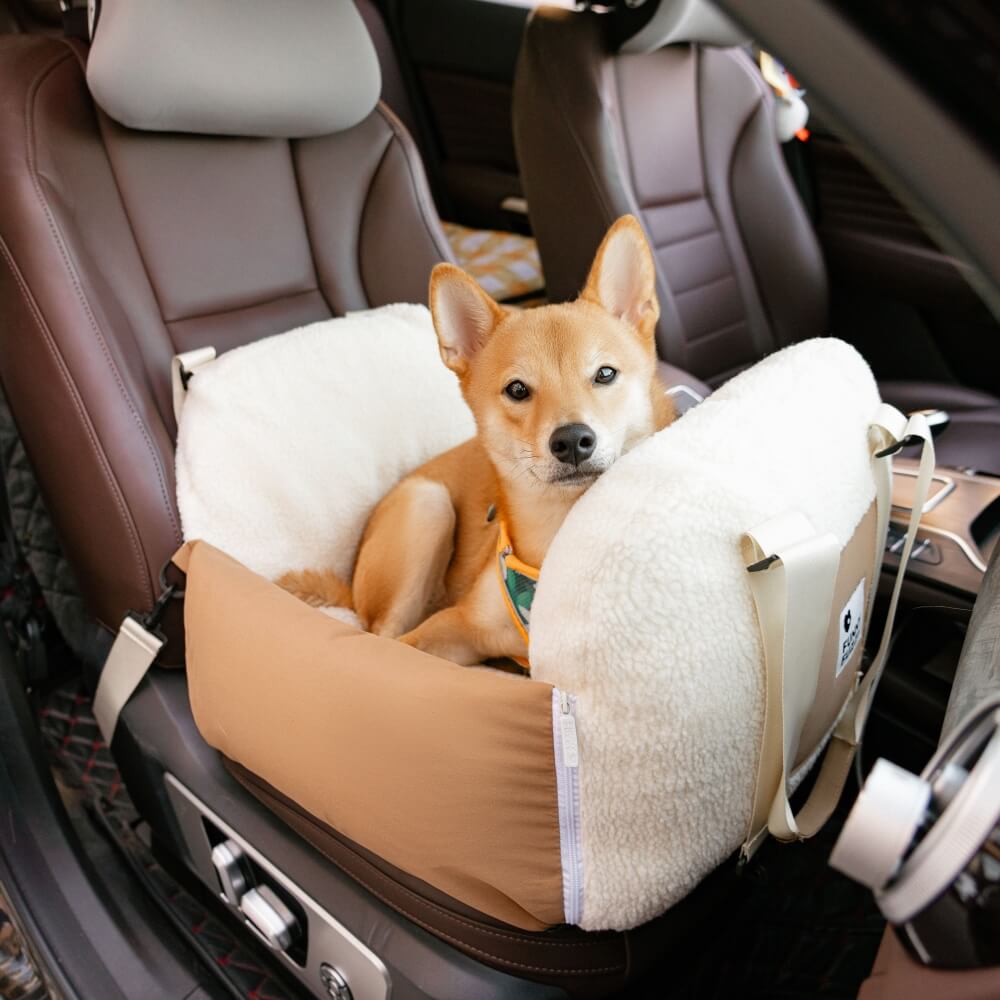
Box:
877 381 1000 414
513 6 1000 472
513 7 827 387
0 35 451 659
88 0 381 138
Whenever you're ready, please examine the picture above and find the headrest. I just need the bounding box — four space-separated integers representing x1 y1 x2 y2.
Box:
621 0 749 55
87 0 381 139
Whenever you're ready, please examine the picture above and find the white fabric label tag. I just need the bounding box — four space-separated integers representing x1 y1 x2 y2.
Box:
560 712 579 769
837 578 866 677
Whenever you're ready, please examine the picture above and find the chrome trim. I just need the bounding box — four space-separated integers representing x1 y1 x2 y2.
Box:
891 468 956 514
321 963 354 1000
164 774 390 1000
241 885 298 952
889 520 988 574
210 840 249 906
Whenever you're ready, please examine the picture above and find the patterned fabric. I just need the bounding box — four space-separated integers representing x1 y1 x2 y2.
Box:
442 222 545 303
496 518 538 670
0 385 109 670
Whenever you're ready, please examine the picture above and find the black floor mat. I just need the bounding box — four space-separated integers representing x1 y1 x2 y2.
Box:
38 679 299 1000
628 811 885 999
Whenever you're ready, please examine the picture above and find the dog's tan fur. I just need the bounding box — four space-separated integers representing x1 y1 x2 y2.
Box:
279 215 674 664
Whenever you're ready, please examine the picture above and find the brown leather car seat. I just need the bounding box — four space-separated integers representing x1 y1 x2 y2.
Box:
0 3 727 995
513 0 1000 473
0 15 450 661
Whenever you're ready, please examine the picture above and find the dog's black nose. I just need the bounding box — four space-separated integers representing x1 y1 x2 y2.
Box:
549 423 596 466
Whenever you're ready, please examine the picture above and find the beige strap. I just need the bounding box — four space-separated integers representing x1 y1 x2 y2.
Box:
741 405 934 857
742 513 841 856
92 615 164 742
171 346 216 426
843 408 934 744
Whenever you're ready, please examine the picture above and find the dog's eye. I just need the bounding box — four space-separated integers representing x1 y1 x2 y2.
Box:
594 366 618 385
504 380 531 401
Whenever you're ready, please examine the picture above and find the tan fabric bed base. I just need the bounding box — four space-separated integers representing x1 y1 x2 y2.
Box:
175 539 565 931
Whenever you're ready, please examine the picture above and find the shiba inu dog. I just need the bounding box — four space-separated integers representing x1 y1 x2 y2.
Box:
280 215 674 666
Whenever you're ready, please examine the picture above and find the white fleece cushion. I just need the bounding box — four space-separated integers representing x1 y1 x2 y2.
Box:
530 338 881 931
175 304 475 581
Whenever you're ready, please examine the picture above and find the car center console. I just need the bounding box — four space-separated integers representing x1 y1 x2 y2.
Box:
886 459 1000 599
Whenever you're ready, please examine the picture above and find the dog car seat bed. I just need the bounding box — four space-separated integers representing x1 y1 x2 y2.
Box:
170 322 933 943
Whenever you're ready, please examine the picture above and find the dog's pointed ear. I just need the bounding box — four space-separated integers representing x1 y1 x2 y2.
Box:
582 215 659 336
430 263 505 375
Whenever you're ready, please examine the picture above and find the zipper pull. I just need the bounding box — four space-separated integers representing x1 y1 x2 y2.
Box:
560 691 579 769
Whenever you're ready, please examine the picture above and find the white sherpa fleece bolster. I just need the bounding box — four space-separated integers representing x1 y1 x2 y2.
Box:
175 304 476 583
530 338 882 931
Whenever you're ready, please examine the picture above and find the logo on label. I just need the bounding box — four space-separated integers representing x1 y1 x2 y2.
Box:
837 579 865 677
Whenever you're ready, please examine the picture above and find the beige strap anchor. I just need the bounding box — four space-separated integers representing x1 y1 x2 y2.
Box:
171 346 216 425
741 404 935 858
93 616 164 742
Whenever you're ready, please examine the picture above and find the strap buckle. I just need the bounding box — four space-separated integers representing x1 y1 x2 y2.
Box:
136 560 185 634
874 434 922 459
747 553 781 573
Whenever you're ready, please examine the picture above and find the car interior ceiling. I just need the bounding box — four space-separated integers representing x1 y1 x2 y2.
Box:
0 1 997 999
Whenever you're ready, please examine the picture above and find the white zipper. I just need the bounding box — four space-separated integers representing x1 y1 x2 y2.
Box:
553 689 583 925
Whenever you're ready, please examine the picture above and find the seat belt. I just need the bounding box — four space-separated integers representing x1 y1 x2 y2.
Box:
740 405 934 858
93 348 214 742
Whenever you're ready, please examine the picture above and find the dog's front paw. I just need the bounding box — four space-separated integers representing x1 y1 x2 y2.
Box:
276 569 353 610
397 621 481 666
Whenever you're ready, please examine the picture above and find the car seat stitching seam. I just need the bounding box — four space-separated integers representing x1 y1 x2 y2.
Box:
284 141 331 315
518 17 632 275
0 236 152 607
607 45 685 366
166 287 323 327
355 127 394 306
724 47 817 351
726 100 782 348
375 103 454 265
27 45 182 554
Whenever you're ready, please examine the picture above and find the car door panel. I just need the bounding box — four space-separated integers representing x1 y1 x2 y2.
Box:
806 127 1000 395
813 134 980 308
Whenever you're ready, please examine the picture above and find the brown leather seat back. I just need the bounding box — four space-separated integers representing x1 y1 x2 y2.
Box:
0 33 449 659
513 5 827 386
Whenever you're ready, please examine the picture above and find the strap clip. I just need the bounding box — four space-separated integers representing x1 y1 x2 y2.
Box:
171 347 216 426
874 434 921 459
138 560 185 633
747 553 781 573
